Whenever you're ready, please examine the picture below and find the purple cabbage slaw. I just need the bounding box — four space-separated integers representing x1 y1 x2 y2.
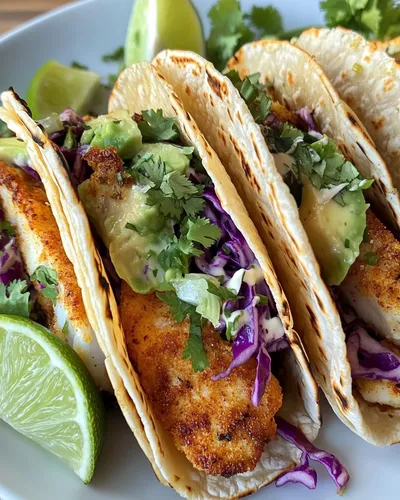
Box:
275 417 350 494
334 288 400 383
194 186 288 406
0 211 25 285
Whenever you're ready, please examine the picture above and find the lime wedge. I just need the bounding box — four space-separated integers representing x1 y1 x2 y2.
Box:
0 315 105 483
26 60 101 119
125 0 205 66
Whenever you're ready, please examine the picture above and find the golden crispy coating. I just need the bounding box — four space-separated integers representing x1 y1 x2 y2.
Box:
0 162 90 337
270 101 299 126
119 282 283 477
348 210 400 315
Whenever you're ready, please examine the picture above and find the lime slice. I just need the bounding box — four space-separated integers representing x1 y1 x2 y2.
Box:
26 60 101 119
125 0 205 66
0 315 105 483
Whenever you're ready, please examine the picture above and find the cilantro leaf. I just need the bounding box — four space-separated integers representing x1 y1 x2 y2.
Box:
0 280 30 318
183 312 209 372
138 109 180 142
184 217 221 248
363 251 379 265
207 281 237 301
157 292 210 372
102 46 125 63
246 6 283 36
71 61 89 70
31 266 59 304
0 220 15 237
157 291 195 322
182 196 205 217
206 0 254 70
225 71 271 122
321 0 400 40
161 171 198 199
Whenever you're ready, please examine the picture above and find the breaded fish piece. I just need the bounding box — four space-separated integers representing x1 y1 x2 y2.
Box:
341 210 400 346
355 341 400 409
0 162 109 390
119 281 283 477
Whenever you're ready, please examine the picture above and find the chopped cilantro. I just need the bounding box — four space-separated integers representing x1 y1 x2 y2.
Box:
207 281 237 301
0 220 15 237
31 266 59 304
257 294 269 306
125 222 146 235
183 312 210 372
0 280 30 318
363 227 370 243
184 217 221 247
71 61 89 70
161 171 198 199
344 238 350 249
157 291 209 371
137 109 180 142
102 46 125 63
63 128 77 149
246 6 283 37
62 319 69 338
0 119 13 138
226 70 271 122
363 251 379 266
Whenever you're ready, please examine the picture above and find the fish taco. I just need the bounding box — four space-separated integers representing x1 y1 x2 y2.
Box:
0 61 348 498
154 42 400 446
296 28 400 196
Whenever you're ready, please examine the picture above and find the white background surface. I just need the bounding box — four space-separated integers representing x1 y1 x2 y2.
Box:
0 1 397 499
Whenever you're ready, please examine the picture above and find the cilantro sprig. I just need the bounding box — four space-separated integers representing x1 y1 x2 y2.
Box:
226 70 271 122
31 266 59 304
206 0 284 70
321 0 400 40
0 280 30 318
157 291 209 371
137 110 180 142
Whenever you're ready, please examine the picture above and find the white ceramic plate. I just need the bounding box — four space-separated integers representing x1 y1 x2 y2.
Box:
0 1 397 499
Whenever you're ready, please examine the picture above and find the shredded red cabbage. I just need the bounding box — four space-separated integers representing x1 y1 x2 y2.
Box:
296 107 317 132
198 186 287 406
0 212 25 284
333 288 400 383
347 327 400 382
275 451 317 489
276 417 350 494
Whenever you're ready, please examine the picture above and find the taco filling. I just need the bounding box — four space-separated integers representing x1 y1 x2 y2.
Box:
226 70 400 410
0 139 108 389
40 106 347 488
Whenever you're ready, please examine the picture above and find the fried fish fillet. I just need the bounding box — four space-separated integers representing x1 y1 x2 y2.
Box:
119 281 283 477
341 210 400 346
0 162 109 390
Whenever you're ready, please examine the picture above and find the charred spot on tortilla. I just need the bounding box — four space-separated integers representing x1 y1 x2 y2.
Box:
236 111 244 125
333 384 349 410
383 77 395 93
306 305 320 333
209 93 215 107
371 116 386 130
170 55 199 70
318 346 328 361
55 147 70 171
99 276 110 292
315 293 324 312
10 88 33 118
32 135 45 147
287 71 295 88
206 69 228 100
227 107 234 122
185 85 191 96
251 135 262 163
202 139 212 157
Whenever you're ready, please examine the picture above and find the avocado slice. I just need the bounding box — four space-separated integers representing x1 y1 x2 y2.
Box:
0 138 30 167
79 180 168 293
136 143 191 174
299 179 368 285
81 111 142 160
